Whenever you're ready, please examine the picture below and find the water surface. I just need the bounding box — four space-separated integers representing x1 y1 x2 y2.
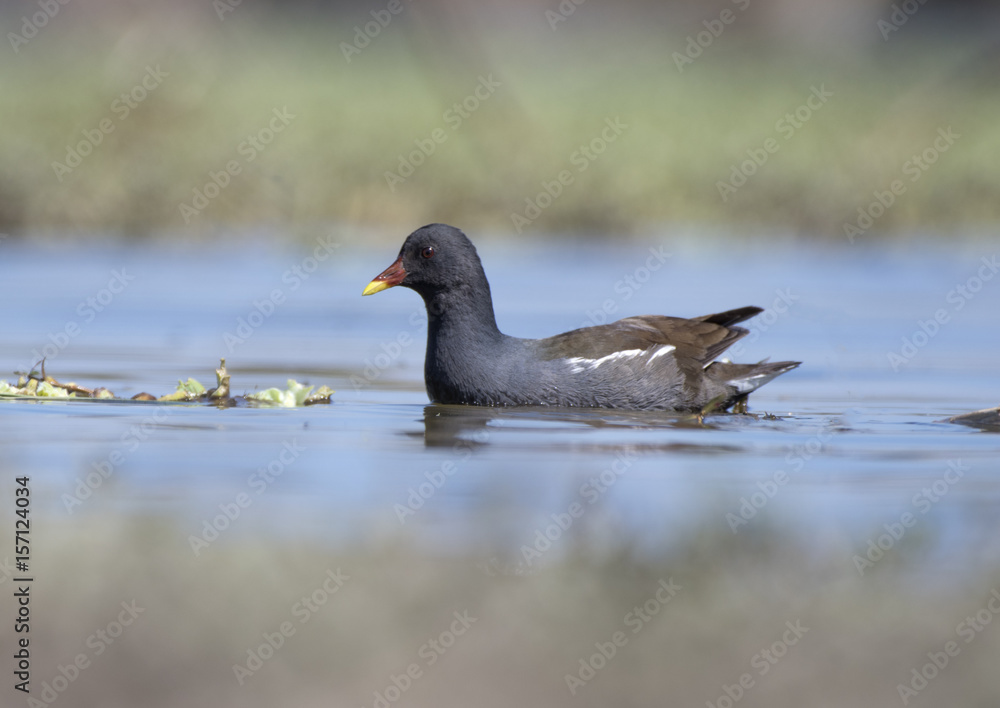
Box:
1 235 998 707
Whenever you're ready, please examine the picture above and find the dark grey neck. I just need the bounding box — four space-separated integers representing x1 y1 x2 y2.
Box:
424 281 503 347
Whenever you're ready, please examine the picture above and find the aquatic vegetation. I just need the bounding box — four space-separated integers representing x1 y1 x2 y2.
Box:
245 379 335 408
0 359 332 407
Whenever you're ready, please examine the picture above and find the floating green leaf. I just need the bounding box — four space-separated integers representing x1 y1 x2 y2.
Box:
246 379 332 408
36 381 72 397
158 378 207 402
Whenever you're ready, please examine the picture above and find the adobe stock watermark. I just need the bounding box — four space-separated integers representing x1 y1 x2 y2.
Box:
22 268 136 373
233 568 349 685
705 619 809 708
63 408 173 513
361 609 477 708
222 233 340 353
178 106 296 223
213 0 244 21
383 74 501 192
878 0 930 41
350 294 472 391
393 419 503 523
8 0 72 53
510 116 628 233
844 127 959 242
727 287 799 359
350 312 422 391
853 459 968 576
481 447 637 577
896 586 1000 705
19 600 144 706
725 424 833 533
188 440 305 556
565 578 681 695
717 85 833 202
476 555 534 578
672 0 751 72
519 449 637 570
546 0 586 30
0 557 15 588
51 65 168 182
579 246 672 328
725 409 857 534
886 255 997 371
340 0 413 63
349 297 462 392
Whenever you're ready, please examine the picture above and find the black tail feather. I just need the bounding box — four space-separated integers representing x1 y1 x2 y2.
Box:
694 306 764 329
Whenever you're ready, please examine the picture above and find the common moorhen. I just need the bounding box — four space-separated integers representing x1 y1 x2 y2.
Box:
363 224 798 411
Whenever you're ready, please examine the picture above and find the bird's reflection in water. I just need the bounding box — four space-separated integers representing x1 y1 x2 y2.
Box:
418 404 505 448
415 403 734 449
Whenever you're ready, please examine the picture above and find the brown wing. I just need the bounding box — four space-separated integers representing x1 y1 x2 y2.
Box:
535 307 760 370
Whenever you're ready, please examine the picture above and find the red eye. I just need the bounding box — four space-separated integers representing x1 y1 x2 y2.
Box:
421 247 435 259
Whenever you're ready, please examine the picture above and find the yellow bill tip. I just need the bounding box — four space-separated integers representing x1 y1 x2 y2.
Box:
362 279 391 296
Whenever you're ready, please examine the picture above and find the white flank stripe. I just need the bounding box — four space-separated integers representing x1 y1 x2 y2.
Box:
646 345 676 366
566 349 643 373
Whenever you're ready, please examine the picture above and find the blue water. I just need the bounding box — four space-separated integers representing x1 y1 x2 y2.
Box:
1 234 998 574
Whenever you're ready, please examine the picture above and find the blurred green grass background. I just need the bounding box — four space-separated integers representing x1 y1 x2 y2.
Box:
9 510 999 708
3 2 999 242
